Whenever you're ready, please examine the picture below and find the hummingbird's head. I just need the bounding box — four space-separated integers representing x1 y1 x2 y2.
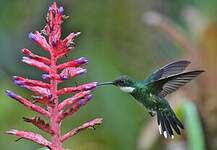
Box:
113 75 133 86
98 75 136 93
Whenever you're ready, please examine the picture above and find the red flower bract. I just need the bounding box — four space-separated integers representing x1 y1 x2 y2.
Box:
6 2 102 150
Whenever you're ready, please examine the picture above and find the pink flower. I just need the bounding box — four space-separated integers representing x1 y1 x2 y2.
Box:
6 2 102 150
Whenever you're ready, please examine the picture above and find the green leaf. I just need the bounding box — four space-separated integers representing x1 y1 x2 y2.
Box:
182 100 205 150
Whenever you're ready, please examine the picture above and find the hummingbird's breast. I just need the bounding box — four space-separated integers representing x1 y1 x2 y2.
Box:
131 86 158 111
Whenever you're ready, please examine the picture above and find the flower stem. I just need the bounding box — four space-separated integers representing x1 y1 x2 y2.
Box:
49 53 63 150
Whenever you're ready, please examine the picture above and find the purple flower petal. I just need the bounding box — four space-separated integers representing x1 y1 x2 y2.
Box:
28 32 37 41
59 6 64 14
6 90 17 99
76 57 88 64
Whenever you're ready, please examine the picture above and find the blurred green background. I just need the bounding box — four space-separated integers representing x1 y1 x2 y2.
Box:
0 0 216 149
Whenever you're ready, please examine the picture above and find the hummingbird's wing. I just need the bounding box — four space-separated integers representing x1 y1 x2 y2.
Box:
147 70 204 97
157 107 184 138
144 60 191 83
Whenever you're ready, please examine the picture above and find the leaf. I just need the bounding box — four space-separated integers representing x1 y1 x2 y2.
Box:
182 100 205 150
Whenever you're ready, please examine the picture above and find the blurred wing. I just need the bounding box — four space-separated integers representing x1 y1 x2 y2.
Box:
148 70 204 97
145 60 191 83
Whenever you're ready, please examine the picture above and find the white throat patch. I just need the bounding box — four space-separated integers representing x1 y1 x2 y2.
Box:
119 87 135 93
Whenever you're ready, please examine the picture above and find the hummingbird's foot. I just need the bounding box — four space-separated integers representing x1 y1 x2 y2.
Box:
148 111 156 117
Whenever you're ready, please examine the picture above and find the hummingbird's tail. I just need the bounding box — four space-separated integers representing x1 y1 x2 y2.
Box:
157 109 184 139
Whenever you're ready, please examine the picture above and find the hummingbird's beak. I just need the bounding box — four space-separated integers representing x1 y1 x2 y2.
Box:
97 81 114 86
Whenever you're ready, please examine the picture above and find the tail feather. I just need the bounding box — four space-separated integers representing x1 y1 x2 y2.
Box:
167 116 181 135
157 110 184 139
157 112 164 135
173 115 184 129
164 116 174 138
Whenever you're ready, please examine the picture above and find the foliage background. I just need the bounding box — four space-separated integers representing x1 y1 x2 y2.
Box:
0 0 216 149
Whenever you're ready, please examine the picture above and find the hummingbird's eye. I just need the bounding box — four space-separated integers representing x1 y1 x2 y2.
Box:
117 80 125 86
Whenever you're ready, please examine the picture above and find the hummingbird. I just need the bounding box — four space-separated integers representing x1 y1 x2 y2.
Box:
98 60 204 139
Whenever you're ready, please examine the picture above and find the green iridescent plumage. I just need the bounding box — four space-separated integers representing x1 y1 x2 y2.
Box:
98 60 204 138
